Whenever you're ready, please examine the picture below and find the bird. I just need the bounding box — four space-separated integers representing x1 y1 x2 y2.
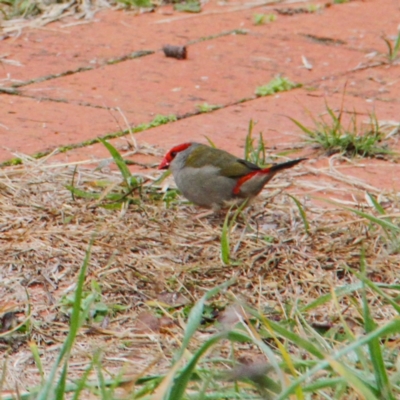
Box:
159 142 306 212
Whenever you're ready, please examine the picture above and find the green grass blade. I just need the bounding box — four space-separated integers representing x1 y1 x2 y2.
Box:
383 36 394 59
288 194 310 234
220 211 231 265
0 358 7 397
261 317 325 360
96 355 109 399
152 169 171 185
289 117 315 136
321 198 399 233
300 282 363 312
228 328 285 392
366 192 386 215
36 239 92 400
179 278 236 360
257 132 266 165
276 318 400 399
71 360 95 400
328 360 379 400
346 208 399 242
160 280 236 399
326 102 340 127
69 165 78 201
29 341 45 384
303 377 344 392
221 201 249 265
65 185 101 200
295 312 331 352
204 136 217 148
99 138 132 184
351 268 400 314
167 333 226 400
244 119 255 161
393 31 400 58
360 253 395 399
55 362 68 400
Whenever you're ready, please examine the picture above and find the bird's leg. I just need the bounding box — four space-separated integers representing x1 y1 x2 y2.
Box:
192 203 224 220
193 209 217 219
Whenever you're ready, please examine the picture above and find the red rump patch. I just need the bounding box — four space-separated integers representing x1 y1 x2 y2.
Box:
232 168 271 195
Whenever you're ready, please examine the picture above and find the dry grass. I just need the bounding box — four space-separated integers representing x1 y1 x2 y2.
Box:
0 0 112 35
0 149 399 395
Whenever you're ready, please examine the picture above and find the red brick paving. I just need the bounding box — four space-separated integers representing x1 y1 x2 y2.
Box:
317 64 400 101
0 95 127 160
18 33 368 109
1 0 400 193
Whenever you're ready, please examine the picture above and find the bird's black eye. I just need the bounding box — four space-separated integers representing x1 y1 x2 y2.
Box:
170 151 177 158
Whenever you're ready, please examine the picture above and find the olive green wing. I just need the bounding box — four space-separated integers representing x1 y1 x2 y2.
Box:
186 145 260 177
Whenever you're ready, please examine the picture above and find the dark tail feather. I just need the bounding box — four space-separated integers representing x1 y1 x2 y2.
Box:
268 158 307 173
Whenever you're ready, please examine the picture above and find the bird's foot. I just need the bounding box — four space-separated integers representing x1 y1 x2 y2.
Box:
193 209 219 220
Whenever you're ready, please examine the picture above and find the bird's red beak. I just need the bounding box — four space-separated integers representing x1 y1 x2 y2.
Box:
158 157 170 170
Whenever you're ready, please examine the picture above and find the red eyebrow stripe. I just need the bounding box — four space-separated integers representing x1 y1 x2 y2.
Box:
170 142 191 153
233 169 270 195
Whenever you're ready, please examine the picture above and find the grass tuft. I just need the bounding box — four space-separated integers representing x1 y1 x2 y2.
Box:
0 0 40 19
244 119 267 165
253 13 276 25
292 102 392 157
174 0 201 13
197 103 222 113
115 0 153 8
382 28 400 61
256 76 301 97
